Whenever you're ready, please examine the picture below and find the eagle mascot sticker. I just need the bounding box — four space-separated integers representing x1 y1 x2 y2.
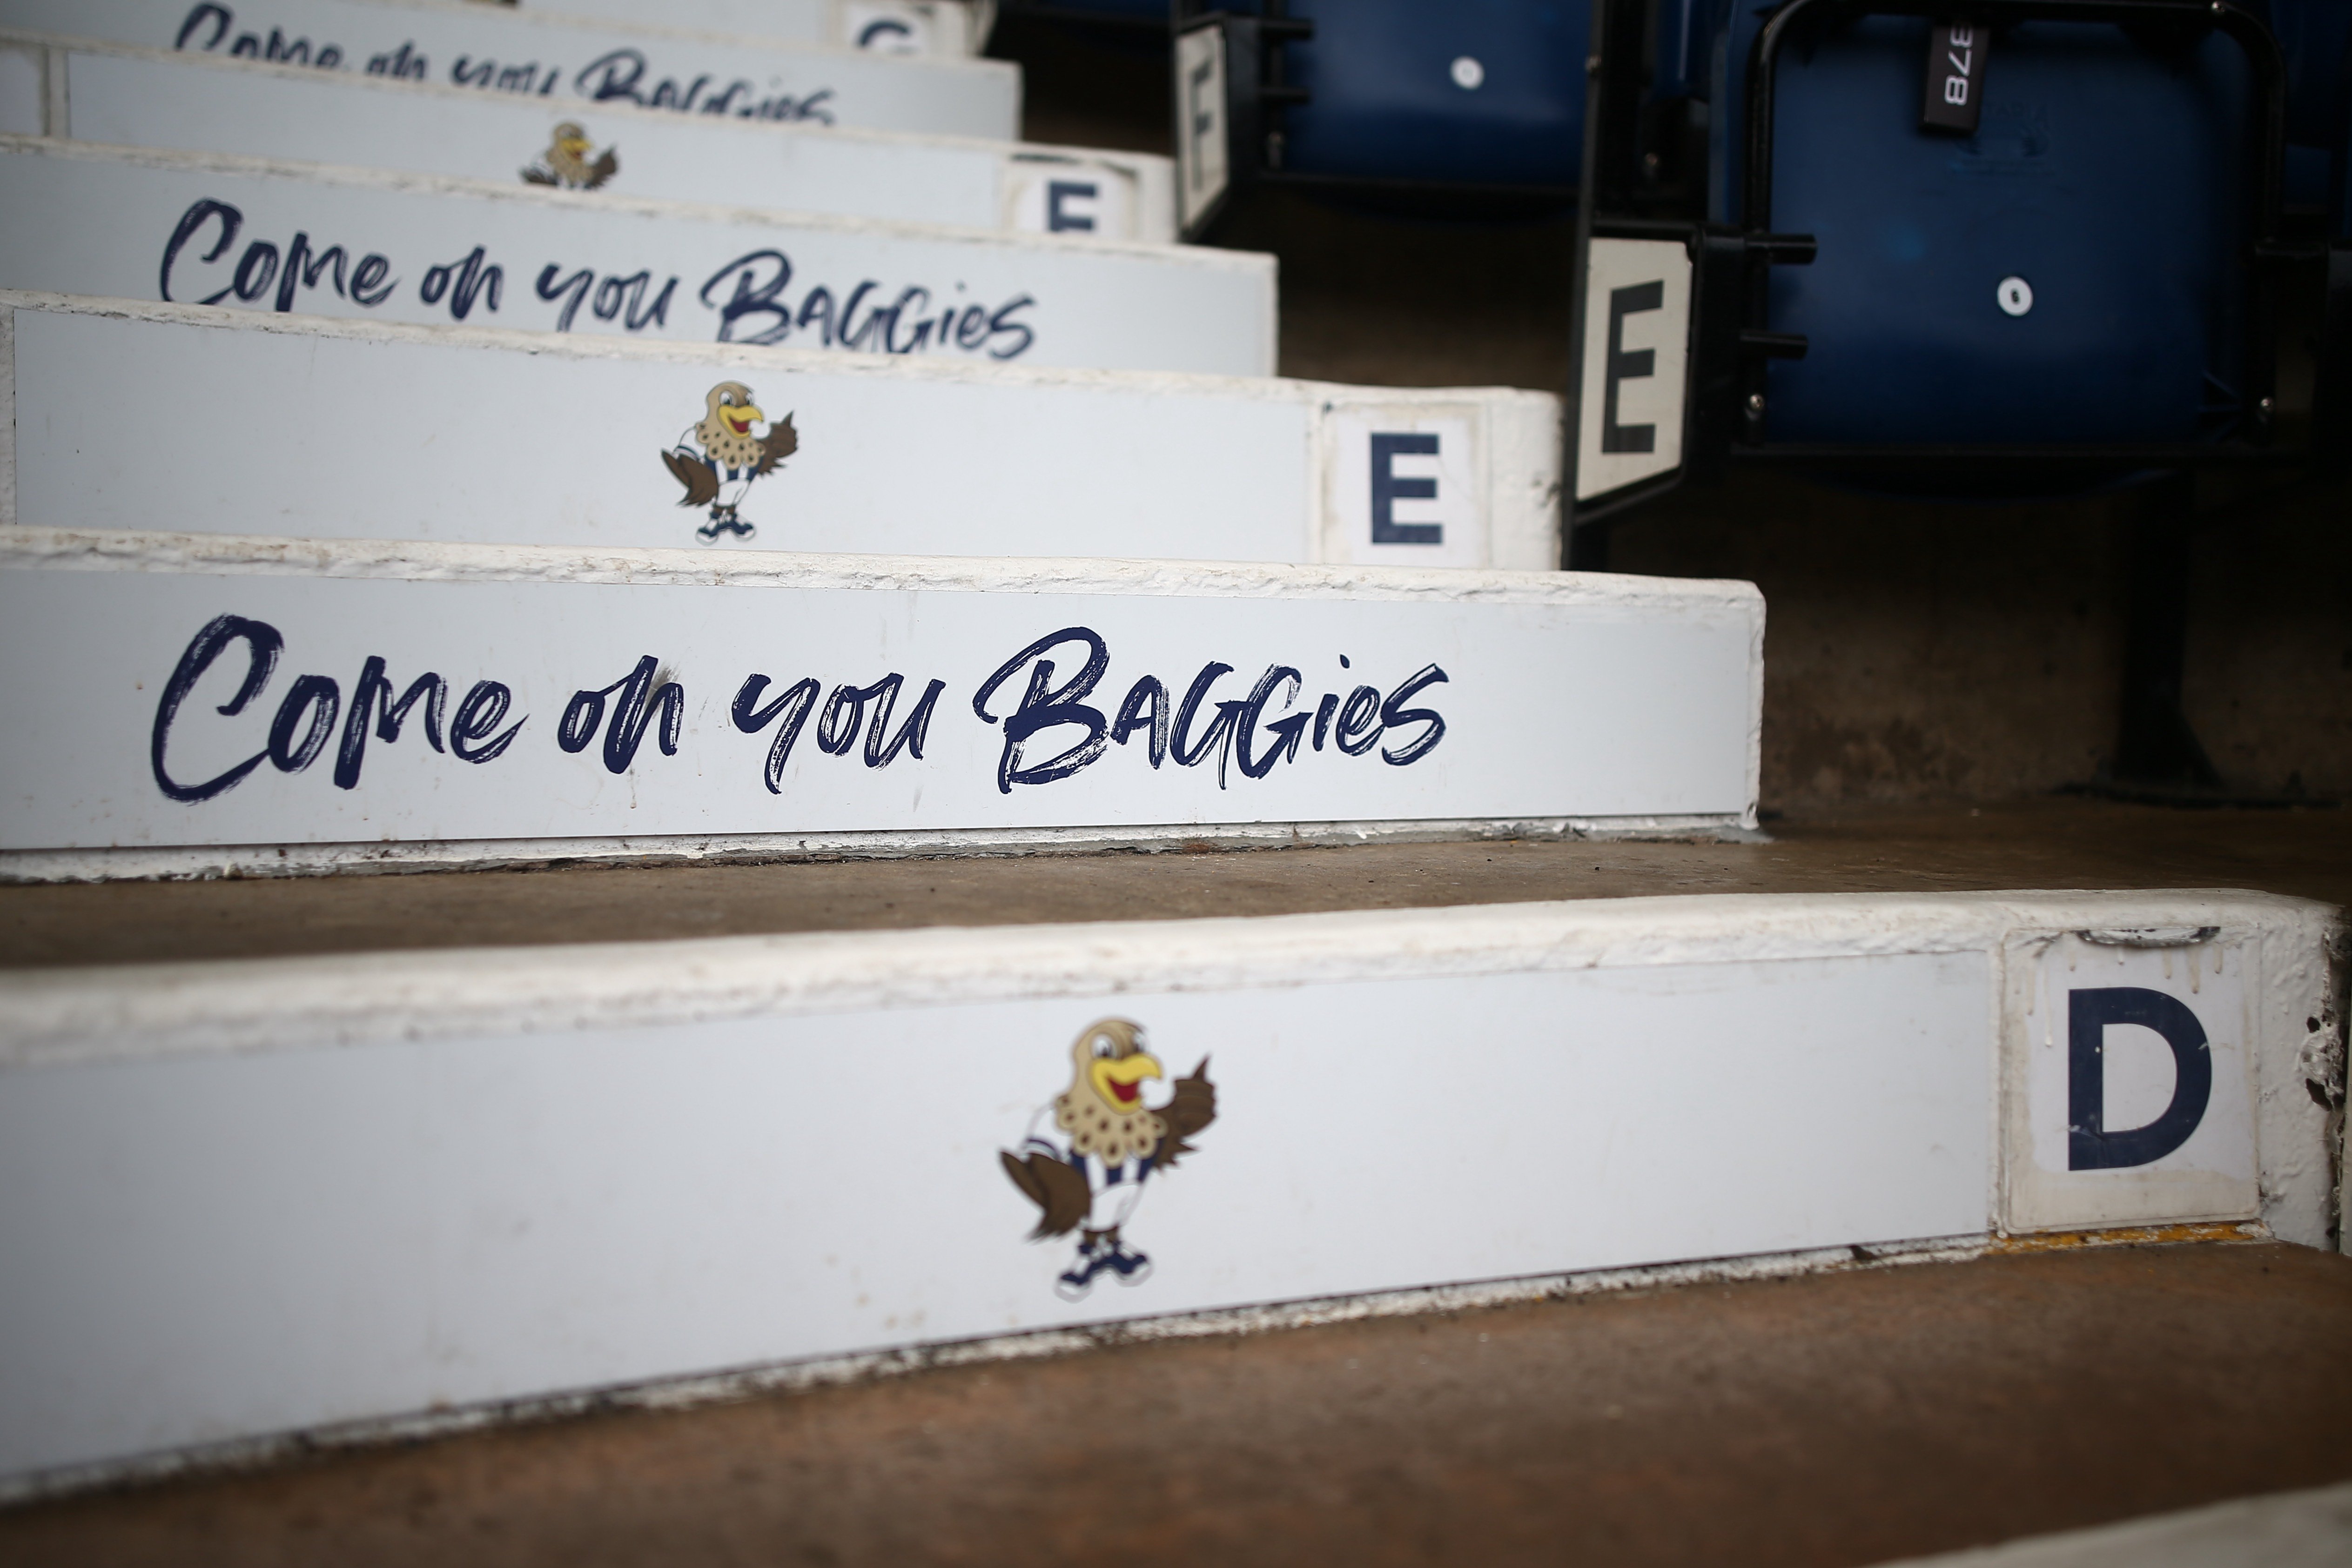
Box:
660 381 799 542
522 122 618 190
1001 1019 1217 1301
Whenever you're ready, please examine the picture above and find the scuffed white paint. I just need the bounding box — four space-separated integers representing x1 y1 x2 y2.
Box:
0 813 1751 886
0 889 2332 1495
0 1227 2007 1507
7 29 1161 236
0 302 13 529
0 0 1021 139
0 890 2317 1069
1870 1479 2352 1567
518 0 991 57
4 295 1555 564
0 138 1271 375
0 524 1722 605
0 527 1761 865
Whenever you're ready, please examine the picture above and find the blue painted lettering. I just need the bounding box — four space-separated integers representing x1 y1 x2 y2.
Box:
557 656 680 774
1378 665 1449 764
149 613 282 804
732 674 821 793
418 247 503 321
158 199 393 311
1047 181 1099 233
972 628 1111 794
1370 433 1442 546
451 681 524 763
365 41 426 80
975 634 1449 791
149 617 520 800
267 674 340 773
702 249 794 345
576 49 835 123
335 657 447 789
174 4 343 69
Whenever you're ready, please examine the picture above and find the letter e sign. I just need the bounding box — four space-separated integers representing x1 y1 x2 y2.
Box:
2002 929 2257 1233
1176 24 1230 236
1575 238 1690 503
1327 414 1478 567
1005 158 1136 239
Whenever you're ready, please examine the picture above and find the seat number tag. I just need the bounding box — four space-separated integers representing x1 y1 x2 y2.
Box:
1921 21 1984 133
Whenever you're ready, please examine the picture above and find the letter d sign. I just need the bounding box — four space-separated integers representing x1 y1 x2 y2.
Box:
2067 988 2210 1170
2005 930 2256 1233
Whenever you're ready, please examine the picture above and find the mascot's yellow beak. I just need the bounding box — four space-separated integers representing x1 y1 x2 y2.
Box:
1089 1051 1162 1112
721 402 763 435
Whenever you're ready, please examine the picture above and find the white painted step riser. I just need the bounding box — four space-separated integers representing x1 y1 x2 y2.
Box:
0 0 1018 137
0 532 1758 876
1 297 1556 566
1882 1481 2352 1568
0 34 1170 240
0 891 2333 1491
519 0 989 58
0 141 1273 375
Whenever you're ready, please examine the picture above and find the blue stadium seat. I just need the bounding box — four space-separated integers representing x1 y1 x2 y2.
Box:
1174 1 1590 237
1714 6 2258 448
1571 0 2347 797
1273 0 1588 189
1566 0 2348 526
2264 0 2352 231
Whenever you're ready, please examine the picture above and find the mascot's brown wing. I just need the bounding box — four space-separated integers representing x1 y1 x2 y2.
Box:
753 413 798 476
1150 1058 1217 1171
586 149 619 189
661 447 719 508
1001 1149 1091 1240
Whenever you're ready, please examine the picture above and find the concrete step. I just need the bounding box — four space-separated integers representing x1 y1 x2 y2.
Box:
1882 1481 2352 1568
0 138 1271 372
0 28 1171 238
6 797 2339 965
0 531 1757 878
0 0 1020 138
1 1237 2345 1564
0 884 2334 1494
519 0 992 59
1 293 1553 563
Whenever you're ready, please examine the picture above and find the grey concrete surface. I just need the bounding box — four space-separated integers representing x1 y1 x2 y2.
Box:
4 798 2343 968
1 1241 2346 1567
1875 1480 2352 1568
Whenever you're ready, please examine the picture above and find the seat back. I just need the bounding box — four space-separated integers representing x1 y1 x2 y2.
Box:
2265 0 2352 231
1275 0 1589 188
1711 7 2256 445
1175 0 1589 228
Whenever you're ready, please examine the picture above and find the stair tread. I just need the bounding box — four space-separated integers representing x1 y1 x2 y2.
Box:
0 140 1271 375
10 27 1161 236
6 798 2344 970
0 0 1021 140
1 1239 2343 1567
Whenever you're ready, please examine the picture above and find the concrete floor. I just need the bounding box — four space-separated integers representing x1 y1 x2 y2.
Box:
6 797 2345 968
2 1240 2345 1568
